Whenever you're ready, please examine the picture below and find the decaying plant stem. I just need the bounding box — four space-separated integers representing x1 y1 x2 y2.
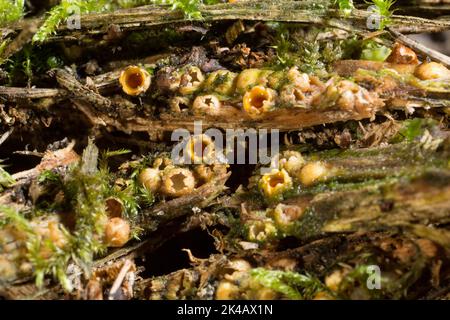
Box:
0 86 67 100
54 69 114 112
140 172 230 232
4 2 450 44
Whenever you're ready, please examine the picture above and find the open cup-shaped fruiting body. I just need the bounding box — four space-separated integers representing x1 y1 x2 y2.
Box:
119 66 151 96
258 168 293 199
243 86 277 118
160 167 196 198
185 134 217 165
269 204 305 233
192 94 222 115
179 66 205 95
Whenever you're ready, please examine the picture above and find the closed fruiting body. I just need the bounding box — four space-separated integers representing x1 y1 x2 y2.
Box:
277 151 304 175
386 43 419 65
216 281 240 300
229 259 252 273
160 167 196 197
325 269 346 292
287 67 313 91
236 68 270 93
119 66 151 96
268 258 297 271
204 70 237 96
414 62 450 80
298 161 328 186
104 217 131 247
139 168 162 193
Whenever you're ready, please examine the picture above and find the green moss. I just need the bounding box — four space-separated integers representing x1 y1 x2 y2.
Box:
268 23 361 73
38 169 61 185
46 56 64 69
119 0 221 19
0 164 15 192
390 118 438 143
60 145 109 272
2 141 109 290
4 44 66 84
369 0 396 30
33 0 110 43
0 0 24 27
333 0 354 16
336 256 427 300
250 268 325 299
26 231 73 290
0 204 74 290
0 204 34 233
360 41 391 62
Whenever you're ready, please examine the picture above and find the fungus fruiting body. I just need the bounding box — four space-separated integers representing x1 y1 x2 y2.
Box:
169 96 191 113
236 69 266 93
279 151 305 175
298 161 328 186
192 95 222 115
326 79 380 114
259 168 293 199
104 217 131 248
161 167 196 197
185 134 216 164
386 43 419 65
138 168 162 193
216 281 240 300
106 197 125 218
247 220 278 242
243 86 277 117
414 62 450 80
287 67 310 92
204 70 237 96
119 66 151 96
179 66 205 95
271 204 304 230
